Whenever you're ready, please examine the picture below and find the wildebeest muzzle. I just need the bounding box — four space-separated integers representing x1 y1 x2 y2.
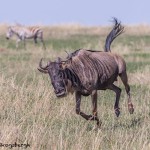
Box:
52 80 66 98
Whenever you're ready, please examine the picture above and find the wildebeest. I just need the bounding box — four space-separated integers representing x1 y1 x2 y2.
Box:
6 24 46 50
38 18 134 127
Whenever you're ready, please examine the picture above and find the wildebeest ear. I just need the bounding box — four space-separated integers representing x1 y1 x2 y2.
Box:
61 62 67 69
47 61 51 66
56 57 62 63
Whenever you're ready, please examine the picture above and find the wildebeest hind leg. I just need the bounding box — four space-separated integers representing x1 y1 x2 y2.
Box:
119 72 134 114
90 90 101 127
107 84 121 117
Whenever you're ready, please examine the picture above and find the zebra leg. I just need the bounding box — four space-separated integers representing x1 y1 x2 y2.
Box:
41 37 46 50
23 39 26 50
38 32 46 50
107 84 121 117
34 37 37 44
16 39 21 49
75 91 100 126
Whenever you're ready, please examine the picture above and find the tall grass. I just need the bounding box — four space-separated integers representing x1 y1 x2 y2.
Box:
0 24 150 150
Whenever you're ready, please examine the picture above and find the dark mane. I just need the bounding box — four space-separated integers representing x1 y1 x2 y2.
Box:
66 49 102 60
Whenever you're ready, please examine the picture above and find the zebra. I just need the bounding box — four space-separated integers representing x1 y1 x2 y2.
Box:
6 25 46 50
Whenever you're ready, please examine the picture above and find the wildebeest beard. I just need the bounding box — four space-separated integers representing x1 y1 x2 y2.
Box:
60 67 84 92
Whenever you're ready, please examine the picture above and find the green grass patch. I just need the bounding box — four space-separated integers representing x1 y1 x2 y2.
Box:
0 26 150 150
127 61 150 72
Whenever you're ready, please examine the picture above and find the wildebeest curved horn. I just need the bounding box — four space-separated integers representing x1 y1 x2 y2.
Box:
56 57 62 63
65 50 70 58
37 68 48 74
39 58 48 70
38 58 49 74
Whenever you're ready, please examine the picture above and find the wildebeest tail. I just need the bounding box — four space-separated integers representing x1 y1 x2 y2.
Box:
104 18 124 52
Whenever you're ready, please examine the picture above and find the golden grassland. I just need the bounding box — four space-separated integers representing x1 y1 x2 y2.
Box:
0 24 150 150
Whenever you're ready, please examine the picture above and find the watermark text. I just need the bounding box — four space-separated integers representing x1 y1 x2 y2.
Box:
0 142 30 149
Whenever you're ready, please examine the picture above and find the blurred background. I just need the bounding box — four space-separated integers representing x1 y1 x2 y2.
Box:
0 0 149 26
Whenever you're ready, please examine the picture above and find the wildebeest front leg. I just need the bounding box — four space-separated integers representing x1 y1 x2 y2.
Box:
108 84 121 117
89 90 101 127
75 91 95 121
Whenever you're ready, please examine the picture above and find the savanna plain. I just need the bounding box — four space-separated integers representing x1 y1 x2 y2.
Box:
0 24 150 150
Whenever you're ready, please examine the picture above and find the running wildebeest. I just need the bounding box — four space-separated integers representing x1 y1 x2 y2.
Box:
38 18 134 127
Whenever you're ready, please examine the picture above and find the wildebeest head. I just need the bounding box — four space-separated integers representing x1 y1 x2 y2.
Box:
38 58 67 97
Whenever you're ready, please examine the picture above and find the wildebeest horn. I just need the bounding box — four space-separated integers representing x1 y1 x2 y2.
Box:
65 50 70 58
37 58 49 74
38 68 48 74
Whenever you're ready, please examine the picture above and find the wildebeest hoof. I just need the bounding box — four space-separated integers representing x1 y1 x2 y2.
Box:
88 115 96 120
115 108 120 117
93 126 102 131
129 107 134 114
97 120 102 128
128 103 134 114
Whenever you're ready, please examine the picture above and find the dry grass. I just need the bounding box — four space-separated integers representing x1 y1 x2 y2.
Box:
0 24 150 150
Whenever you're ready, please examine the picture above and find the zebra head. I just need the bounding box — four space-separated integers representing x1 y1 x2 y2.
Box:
6 27 13 40
38 58 67 97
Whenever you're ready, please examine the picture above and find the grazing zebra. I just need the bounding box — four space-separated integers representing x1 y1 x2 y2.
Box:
6 25 46 49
